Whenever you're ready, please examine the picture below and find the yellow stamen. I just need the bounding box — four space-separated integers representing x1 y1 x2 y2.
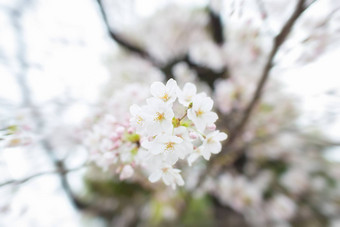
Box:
207 138 214 144
195 109 204 117
161 93 169 101
137 116 144 125
165 142 175 151
154 112 165 121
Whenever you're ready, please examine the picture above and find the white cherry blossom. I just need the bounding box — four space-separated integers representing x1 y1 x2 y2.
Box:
142 134 183 163
201 131 228 158
173 126 193 159
150 78 178 104
148 164 184 189
130 104 149 134
187 146 207 166
187 93 218 132
145 98 174 136
177 82 197 107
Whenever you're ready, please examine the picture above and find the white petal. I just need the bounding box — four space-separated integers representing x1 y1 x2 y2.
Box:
216 132 228 141
141 140 151 149
201 97 214 112
151 82 166 98
184 82 197 95
203 112 218 124
130 104 140 115
202 149 212 160
206 142 222 154
166 78 178 90
162 173 171 185
194 120 206 132
120 165 134 180
150 142 164 155
188 153 200 166
187 109 196 121
171 136 183 144
163 152 179 165
149 170 162 183
175 173 185 186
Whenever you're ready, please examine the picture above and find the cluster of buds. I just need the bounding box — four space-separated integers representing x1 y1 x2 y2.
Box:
129 79 227 189
0 110 34 148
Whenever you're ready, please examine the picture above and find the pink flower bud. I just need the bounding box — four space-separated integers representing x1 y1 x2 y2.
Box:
116 126 125 136
127 127 134 134
112 140 122 149
207 124 216 131
189 132 198 140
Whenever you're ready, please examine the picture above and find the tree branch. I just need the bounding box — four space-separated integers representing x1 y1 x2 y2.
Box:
0 165 86 187
95 0 229 86
208 8 225 45
95 0 155 62
9 1 90 211
195 0 309 190
228 0 307 143
161 54 228 87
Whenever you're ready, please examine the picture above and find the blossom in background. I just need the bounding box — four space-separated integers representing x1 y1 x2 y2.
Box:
266 194 296 222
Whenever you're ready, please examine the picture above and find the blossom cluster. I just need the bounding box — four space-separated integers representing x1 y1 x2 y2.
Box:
84 84 150 180
130 79 227 189
86 79 227 189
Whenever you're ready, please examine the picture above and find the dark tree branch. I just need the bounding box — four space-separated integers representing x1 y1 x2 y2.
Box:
95 0 155 62
161 54 228 88
95 0 229 86
208 8 225 45
228 0 307 143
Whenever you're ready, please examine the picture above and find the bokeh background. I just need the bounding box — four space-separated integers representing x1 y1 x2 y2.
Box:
1 0 340 226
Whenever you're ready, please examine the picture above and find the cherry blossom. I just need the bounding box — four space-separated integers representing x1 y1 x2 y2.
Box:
150 78 178 104
187 93 218 132
148 164 184 189
177 82 197 107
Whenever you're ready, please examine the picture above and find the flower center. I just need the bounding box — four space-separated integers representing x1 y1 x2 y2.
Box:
165 142 175 151
207 138 214 144
154 112 165 122
137 116 144 125
161 93 169 101
195 109 204 117
162 167 169 173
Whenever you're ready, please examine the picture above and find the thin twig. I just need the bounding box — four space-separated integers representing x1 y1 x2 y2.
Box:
0 165 87 187
9 1 89 210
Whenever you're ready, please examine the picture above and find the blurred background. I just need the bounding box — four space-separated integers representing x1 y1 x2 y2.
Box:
0 0 340 226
